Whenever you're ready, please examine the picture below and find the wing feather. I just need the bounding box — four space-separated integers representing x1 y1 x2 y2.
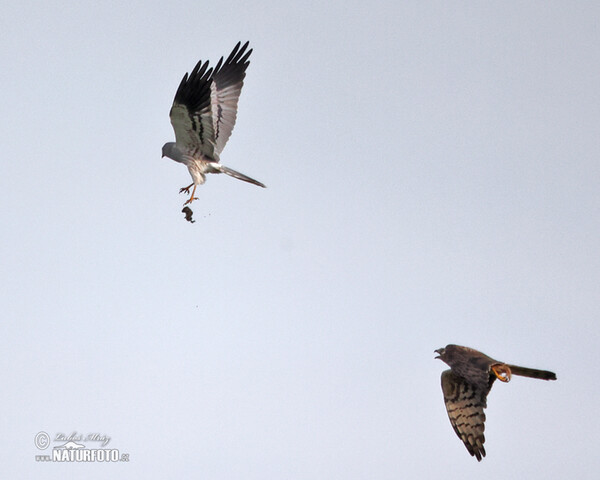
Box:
168 42 252 159
170 58 217 158
210 41 252 154
441 370 495 461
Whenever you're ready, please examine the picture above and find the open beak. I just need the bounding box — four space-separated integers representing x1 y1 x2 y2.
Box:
434 348 444 359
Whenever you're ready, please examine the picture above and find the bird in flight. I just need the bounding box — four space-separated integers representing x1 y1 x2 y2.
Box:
162 42 266 205
435 344 556 461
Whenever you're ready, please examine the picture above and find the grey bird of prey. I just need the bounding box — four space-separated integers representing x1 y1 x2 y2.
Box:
435 344 556 461
162 42 266 205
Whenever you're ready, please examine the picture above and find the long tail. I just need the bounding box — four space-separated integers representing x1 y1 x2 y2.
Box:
507 365 557 381
217 165 266 188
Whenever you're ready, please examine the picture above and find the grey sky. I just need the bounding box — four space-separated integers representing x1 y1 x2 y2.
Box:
2 1 599 478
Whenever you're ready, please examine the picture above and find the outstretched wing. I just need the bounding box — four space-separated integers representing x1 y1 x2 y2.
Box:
169 42 252 160
170 58 217 158
441 370 495 461
210 41 252 154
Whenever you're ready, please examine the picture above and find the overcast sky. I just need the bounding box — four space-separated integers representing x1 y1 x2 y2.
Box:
2 1 599 478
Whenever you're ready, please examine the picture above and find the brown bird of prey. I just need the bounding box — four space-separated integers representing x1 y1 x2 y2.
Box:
162 42 266 205
435 344 556 461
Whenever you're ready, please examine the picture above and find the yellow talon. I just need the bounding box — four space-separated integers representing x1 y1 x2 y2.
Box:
491 364 512 382
182 184 198 205
179 183 194 195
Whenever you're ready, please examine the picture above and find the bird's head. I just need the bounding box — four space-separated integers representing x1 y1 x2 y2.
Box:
161 143 169 158
162 142 185 163
162 142 178 160
434 347 446 360
434 344 461 361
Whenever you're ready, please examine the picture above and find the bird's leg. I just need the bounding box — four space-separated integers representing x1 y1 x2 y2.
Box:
179 183 194 195
491 364 511 382
183 184 198 205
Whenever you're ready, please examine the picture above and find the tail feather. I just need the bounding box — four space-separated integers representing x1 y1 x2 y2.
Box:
507 365 557 381
218 165 266 188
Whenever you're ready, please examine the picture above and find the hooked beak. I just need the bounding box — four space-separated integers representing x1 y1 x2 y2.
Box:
434 348 444 359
